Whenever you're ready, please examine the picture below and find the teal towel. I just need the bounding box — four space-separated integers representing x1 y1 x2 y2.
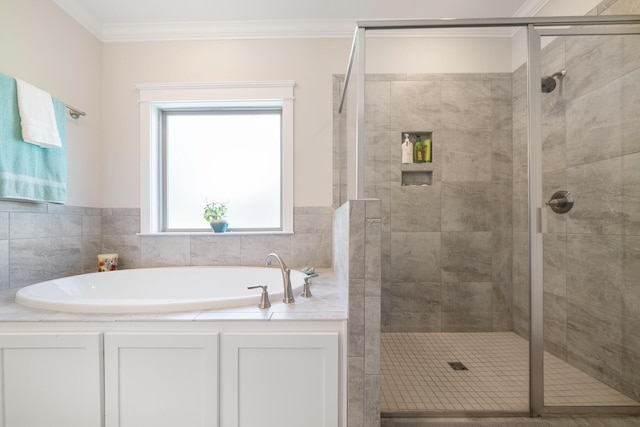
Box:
0 73 67 203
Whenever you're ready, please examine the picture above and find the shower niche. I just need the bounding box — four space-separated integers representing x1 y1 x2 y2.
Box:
400 131 433 186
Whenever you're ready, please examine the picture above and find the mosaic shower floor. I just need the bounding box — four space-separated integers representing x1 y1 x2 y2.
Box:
381 332 640 413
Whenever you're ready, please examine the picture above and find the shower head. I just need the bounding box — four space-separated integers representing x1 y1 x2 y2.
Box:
541 69 567 93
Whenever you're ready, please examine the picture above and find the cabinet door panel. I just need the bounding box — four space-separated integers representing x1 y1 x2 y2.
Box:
221 332 339 427
104 333 218 427
0 333 102 427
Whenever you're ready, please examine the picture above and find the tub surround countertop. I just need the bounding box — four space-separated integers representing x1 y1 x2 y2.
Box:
0 269 346 322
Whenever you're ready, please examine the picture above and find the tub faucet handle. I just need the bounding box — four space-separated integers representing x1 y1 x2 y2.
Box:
247 285 271 309
301 273 318 298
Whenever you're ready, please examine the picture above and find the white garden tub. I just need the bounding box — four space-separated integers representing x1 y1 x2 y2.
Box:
15 266 306 314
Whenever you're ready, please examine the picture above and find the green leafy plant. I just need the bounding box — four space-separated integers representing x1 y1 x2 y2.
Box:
203 201 228 222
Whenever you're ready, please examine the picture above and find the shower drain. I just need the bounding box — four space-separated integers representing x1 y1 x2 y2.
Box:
448 361 468 371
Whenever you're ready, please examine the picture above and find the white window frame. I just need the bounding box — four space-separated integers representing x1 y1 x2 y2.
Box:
138 81 295 234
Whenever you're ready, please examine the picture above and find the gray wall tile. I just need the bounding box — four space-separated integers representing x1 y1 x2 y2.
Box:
240 235 292 267
566 34 625 101
492 230 512 283
190 235 242 266
441 232 492 283
364 296 381 375
0 213 8 240
493 282 512 331
365 219 382 297
347 357 364 427
441 182 493 232
390 184 441 232
102 234 141 270
389 282 441 315
567 157 624 235
544 292 567 359
0 240 8 290
390 81 442 131
622 151 640 235
621 67 640 156
82 214 102 236
10 237 83 287
0 200 47 213
440 130 492 182
140 236 190 267
441 80 494 131
566 79 622 167
566 234 623 314
365 81 391 132
349 279 365 357
291 232 332 268
10 212 82 239
390 232 440 283
102 214 140 235
389 312 441 332
442 282 493 332
543 233 567 297
82 235 103 273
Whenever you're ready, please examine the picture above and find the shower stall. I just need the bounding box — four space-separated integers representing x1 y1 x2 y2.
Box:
335 5 640 419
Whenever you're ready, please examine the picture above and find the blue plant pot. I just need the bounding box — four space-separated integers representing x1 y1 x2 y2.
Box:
210 220 228 233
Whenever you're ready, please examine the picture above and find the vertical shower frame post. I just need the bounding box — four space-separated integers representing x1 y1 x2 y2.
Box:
526 23 544 417
356 27 366 199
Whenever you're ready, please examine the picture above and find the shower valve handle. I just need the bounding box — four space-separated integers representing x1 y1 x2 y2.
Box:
546 191 574 214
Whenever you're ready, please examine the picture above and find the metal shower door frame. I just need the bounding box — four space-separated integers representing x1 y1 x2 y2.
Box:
528 23 640 417
339 13 640 418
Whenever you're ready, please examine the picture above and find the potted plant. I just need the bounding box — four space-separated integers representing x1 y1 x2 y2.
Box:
203 201 228 232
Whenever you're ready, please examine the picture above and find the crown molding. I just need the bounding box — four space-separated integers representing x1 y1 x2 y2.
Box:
513 0 551 17
54 0 551 42
102 19 356 42
103 20 517 42
53 0 103 40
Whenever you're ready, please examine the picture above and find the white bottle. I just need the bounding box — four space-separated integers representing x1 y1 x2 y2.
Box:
401 133 413 164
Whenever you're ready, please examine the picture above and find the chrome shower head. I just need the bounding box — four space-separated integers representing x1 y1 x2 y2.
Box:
541 75 557 93
541 69 567 93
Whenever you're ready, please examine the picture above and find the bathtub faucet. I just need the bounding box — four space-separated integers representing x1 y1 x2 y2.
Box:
265 253 295 304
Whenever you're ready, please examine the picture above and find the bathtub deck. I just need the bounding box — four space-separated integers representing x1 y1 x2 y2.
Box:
0 269 346 322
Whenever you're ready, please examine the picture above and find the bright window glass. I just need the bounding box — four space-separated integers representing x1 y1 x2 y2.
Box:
163 109 282 231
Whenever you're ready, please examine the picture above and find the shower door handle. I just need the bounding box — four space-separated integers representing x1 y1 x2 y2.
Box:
546 191 574 214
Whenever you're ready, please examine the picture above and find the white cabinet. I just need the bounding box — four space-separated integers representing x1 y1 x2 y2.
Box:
221 332 340 427
104 333 219 427
0 324 344 427
0 333 102 427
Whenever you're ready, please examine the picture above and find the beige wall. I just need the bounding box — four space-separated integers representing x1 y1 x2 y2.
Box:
0 0 103 207
101 38 351 208
1 0 598 209
101 36 516 208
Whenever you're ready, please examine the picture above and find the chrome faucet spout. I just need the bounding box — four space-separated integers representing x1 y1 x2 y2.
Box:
265 253 295 304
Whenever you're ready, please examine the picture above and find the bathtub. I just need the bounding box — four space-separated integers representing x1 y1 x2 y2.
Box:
15 266 307 314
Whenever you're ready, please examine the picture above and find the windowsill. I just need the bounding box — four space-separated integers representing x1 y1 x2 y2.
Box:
138 231 294 237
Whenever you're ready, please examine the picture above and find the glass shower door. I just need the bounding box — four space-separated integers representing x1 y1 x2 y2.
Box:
532 25 640 413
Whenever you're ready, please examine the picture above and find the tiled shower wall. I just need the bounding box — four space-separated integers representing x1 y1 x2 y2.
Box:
0 201 333 289
512 0 640 401
334 199 382 427
336 73 514 333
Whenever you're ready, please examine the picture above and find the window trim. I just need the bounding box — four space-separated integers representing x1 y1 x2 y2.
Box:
138 81 295 234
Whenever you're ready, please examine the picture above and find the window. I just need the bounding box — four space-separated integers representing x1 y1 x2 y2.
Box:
138 82 294 234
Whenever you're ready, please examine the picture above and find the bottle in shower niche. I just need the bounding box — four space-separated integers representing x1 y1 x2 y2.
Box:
423 137 432 163
413 134 424 163
401 133 414 164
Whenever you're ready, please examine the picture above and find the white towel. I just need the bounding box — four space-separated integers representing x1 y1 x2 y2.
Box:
15 79 62 149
